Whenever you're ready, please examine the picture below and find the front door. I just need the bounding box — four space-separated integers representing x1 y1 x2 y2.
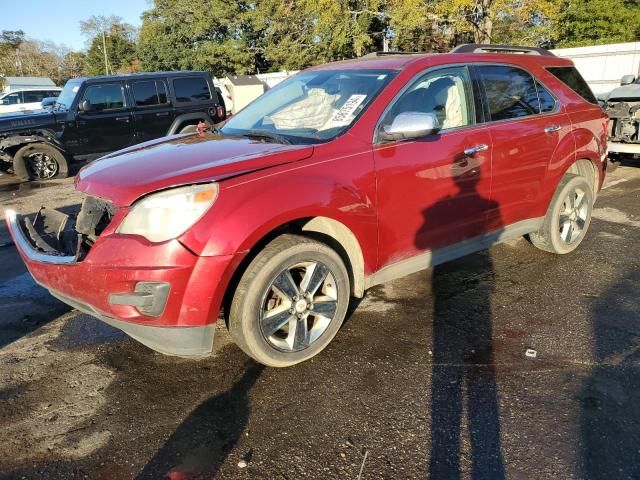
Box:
373 66 493 271
66 82 134 158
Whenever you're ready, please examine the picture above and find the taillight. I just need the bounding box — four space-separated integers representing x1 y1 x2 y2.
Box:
216 105 224 118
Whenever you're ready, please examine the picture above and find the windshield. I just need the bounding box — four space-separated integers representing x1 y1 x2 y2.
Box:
221 69 396 144
55 80 82 110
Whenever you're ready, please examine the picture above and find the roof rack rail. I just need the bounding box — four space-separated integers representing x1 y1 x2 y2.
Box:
451 44 555 57
363 51 421 57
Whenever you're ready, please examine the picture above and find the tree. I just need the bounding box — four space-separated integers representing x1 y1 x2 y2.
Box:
138 0 257 75
554 0 640 47
80 15 138 75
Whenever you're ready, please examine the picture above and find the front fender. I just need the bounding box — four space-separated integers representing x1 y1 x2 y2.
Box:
178 147 378 273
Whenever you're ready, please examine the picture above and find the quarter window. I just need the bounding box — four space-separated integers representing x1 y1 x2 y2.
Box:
82 83 125 111
382 66 474 133
479 65 540 121
547 66 598 105
132 80 169 107
173 77 211 103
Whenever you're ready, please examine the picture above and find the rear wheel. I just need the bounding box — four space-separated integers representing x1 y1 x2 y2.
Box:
229 234 350 367
528 174 594 254
13 143 68 181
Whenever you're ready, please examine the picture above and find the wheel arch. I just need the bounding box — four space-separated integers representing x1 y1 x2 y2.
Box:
167 113 214 136
219 215 367 323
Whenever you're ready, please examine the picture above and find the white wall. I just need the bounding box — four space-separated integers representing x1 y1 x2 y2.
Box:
551 42 640 96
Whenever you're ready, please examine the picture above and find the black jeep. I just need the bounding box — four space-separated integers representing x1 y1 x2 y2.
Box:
0 71 226 180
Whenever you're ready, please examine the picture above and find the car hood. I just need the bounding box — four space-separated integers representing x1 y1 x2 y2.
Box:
0 109 57 134
607 83 640 101
76 134 315 207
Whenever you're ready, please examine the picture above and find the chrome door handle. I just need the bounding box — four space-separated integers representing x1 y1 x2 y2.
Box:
464 144 489 156
116 116 130 122
545 125 561 133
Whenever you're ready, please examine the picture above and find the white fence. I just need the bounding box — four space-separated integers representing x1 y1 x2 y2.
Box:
551 42 640 96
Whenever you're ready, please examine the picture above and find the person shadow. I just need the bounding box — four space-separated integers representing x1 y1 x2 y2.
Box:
415 160 506 479
135 361 264 480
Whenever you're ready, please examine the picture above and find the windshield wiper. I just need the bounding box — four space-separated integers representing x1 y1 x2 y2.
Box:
243 130 290 145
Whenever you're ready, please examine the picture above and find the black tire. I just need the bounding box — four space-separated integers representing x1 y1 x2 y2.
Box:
229 234 350 367
179 124 198 134
528 174 594 254
13 143 68 181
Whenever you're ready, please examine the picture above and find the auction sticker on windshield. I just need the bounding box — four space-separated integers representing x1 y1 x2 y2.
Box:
330 94 367 127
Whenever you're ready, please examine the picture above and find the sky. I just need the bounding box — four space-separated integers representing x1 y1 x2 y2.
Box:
0 0 151 51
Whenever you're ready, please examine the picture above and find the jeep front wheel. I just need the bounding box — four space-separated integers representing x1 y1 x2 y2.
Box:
229 234 350 367
13 143 69 181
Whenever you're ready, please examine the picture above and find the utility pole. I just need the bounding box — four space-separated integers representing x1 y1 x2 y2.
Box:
102 30 109 75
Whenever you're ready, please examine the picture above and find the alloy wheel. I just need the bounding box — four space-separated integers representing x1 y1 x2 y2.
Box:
260 261 338 352
558 186 589 245
26 152 58 179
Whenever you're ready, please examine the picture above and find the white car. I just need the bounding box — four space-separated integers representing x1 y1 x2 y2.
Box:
0 88 62 114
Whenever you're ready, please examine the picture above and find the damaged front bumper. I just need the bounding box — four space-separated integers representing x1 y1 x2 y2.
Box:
606 99 640 155
5 201 233 358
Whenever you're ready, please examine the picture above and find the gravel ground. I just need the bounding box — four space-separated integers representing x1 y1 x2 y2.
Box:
0 162 639 479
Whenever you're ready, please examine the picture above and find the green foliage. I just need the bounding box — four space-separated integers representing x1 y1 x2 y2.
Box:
137 0 257 75
555 0 640 47
85 25 137 75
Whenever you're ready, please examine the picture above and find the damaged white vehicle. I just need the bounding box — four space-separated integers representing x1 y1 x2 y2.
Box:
606 74 640 159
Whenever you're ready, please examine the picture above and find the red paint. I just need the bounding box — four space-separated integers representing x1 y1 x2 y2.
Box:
10 52 607 332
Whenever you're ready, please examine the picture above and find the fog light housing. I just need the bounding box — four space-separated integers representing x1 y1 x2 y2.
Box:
109 282 171 317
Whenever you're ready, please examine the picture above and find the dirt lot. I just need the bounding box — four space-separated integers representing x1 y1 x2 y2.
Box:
0 163 639 479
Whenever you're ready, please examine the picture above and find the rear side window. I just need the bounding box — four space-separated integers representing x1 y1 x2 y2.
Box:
82 83 125 111
547 66 597 105
132 80 168 107
23 91 48 103
479 65 540 121
536 81 557 113
173 77 211 103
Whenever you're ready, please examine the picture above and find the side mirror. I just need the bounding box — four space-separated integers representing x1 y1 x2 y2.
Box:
0 99 9 105
620 74 636 86
41 97 57 108
380 112 440 141
597 99 606 109
79 99 93 113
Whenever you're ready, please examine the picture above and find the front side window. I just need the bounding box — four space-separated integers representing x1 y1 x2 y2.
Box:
132 80 169 107
381 66 474 133
173 77 211 103
3 92 22 105
480 65 540 121
221 69 395 144
82 83 125 111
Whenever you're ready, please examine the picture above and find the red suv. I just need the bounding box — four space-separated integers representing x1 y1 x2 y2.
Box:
6 44 608 367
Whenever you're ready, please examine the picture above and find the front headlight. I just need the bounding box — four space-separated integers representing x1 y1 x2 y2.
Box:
117 183 218 242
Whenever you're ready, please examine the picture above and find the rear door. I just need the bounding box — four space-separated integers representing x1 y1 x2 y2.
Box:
373 66 493 269
129 78 175 143
69 82 134 157
475 64 571 230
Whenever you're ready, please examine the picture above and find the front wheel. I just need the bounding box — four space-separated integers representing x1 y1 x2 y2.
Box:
528 174 594 254
13 143 69 181
229 234 350 367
